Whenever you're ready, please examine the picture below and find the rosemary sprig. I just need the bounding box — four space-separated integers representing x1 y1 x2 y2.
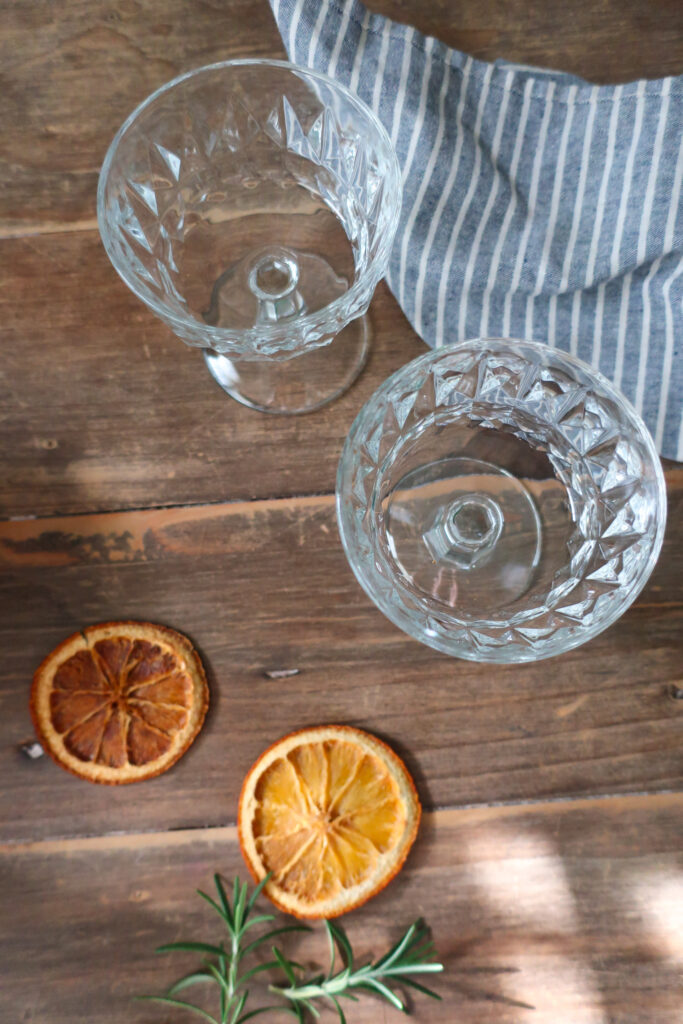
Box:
138 873 310 1024
270 918 443 1023
139 874 443 1023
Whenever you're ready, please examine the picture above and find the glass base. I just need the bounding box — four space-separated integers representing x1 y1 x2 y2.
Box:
203 314 370 414
381 455 544 619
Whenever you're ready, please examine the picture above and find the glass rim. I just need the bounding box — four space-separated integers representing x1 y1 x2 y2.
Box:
336 337 668 662
96 58 402 348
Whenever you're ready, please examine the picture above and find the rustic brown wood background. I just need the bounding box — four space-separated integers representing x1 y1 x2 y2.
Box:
1 1 682 1022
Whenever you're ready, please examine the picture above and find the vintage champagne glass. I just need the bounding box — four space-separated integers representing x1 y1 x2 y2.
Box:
337 339 666 662
97 60 400 413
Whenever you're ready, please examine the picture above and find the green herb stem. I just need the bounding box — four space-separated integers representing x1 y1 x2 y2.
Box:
140 875 443 1023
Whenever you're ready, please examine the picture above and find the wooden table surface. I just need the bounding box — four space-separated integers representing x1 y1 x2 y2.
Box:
1 2 682 1022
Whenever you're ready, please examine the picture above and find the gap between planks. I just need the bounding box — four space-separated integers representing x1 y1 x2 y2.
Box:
3 791 681 857
0 491 336 537
0 491 338 567
2 459 681 529
0 219 99 240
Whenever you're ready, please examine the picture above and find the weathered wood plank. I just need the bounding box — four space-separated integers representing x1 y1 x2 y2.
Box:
0 0 286 233
374 0 683 84
2 794 681 1023
0 230 423 518
1 229 681 518
1 497 681 843
1 0 681 232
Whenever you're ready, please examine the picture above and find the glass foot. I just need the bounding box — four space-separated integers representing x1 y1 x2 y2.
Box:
203 314 370 414
381 456 544 618
202 243 370 413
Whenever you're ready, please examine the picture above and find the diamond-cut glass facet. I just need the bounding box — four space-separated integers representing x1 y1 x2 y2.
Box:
98 60 400 359
337 339 666 663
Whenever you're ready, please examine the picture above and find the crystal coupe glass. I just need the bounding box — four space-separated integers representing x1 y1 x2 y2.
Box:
97 60 400 413
337 339 667 662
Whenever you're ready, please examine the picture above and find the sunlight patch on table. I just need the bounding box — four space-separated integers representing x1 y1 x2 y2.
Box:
632 868 683 961
463 826 608 1024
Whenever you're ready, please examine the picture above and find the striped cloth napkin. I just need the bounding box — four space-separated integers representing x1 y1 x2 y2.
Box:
269 0 683 460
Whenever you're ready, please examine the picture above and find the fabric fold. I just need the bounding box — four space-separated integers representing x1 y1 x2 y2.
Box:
270 0 683 459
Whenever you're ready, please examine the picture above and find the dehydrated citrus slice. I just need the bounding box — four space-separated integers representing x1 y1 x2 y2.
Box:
30 621 209 785
238 725 420 918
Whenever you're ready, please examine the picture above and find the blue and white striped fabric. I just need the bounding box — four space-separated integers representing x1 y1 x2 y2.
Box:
270 0 683 460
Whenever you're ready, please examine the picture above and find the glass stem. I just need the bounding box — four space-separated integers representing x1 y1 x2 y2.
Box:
248 247 307 324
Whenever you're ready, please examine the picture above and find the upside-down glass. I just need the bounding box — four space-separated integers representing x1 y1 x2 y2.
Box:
337 339 667 662
97 60 401 413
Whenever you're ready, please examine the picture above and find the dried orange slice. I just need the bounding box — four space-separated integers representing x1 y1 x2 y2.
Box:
30 621 209 785
238 725 420 918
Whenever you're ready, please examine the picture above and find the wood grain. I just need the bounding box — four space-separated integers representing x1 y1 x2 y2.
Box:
2 227 682 518
0 230 422 518
1 497 681 843
1 0 681 233
2 794 682 1023
0 0 286 234
373 0 683 84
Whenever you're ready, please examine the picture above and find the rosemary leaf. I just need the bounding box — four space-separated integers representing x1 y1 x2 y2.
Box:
214 875 234 930
234 878 249 934
229 990 248 1024
272 946 297 986
378 963 444 976
328 994 347 1024
206 963 231 997
237 960 280 988
237 1007 300 1023
245 874 272 915
233 878 241 925
136 994 220 1024
241 913 277 934
324 921 337 980
167 970 214 995
354 978 405 1011
302 998 321 1019
373 921 418 969
326 921 353 969
241 924 311 958
197 889 231 925
397 976 443 1000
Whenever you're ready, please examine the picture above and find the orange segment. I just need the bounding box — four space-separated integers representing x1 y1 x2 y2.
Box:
30 621 209 785
93 637 132 682
49 690 110 733
98 709 128 768
53 649 109 691
238 725 421 918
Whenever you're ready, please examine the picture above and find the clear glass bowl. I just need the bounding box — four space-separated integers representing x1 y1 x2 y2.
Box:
337 339 667 662
97 59 401 413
